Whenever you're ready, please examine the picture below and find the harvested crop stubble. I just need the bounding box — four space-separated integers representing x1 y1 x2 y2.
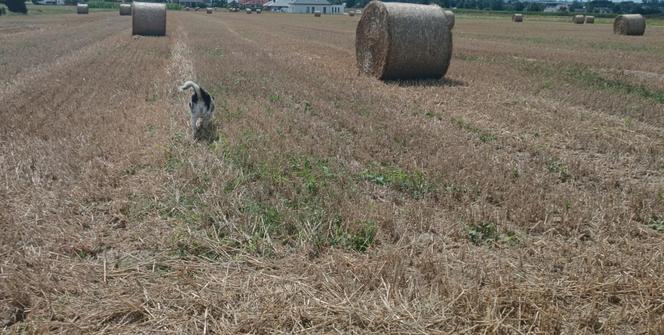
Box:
614 14 646 35
573 15 585 24
77 4 88 14
444 9 455 29
314 10 321 17
132 2 166 36
206 7 212 13
356 1 452 80
585 15 595 23
512 13 523 22
119 4 131 16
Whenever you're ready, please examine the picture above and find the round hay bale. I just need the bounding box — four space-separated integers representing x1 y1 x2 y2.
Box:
573 15 585 24
314 10 321 17
185 7 190 11
119 4 131 16
585 16 594 24
444 9 454 29
512 13 523 22
348 10 355 16
256 8 262 13
355 1 452 80
614 14 645 36
246 8 252 13
132 2 166 36
77 4 88 14
206 7 212 13
355 9 361 15
195 7 199 11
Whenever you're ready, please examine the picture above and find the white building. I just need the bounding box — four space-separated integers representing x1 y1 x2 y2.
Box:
263 0 290 11
285 0 345 14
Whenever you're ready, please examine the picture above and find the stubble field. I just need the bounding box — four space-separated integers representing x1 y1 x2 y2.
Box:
1 9 663 334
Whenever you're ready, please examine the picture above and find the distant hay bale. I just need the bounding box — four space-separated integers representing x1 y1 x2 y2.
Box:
246 8 252 13
314 10 321 17
614 14 646 36
132 2 166 36
185 7 190 11
195 7 199 11
573 15 585 24
585 16 594 24
119 4 131 16
355 1 452 80
77 4 88 14
355 9 361 15
206 7 212 13
512 13 523 22
348 11 355 16
444 10 454 29
256 8 262 13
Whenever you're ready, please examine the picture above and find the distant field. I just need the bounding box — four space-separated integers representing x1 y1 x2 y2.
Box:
2 4 115 15
455 9 664 25
1 10 663 334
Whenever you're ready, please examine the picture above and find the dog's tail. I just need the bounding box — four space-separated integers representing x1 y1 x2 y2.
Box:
179 80 202 99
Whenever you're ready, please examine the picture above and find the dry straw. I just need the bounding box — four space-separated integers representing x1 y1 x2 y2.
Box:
573 15 585 24
444 10 455 29
614 14 646 35
132 2 166 36
355 1 452 80
206 7 212 13
314 10 321 17
512 13 523 22
77 4 88 14
585 15 595 23
119 4 131 16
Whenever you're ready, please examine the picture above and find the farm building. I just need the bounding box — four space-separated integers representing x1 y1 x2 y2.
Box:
263 0 290 12
543 4 568 13
284 0 345 14
36 0 65 4
262 0 345 14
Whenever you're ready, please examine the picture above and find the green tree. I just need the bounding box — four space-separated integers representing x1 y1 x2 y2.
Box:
5 0 27 13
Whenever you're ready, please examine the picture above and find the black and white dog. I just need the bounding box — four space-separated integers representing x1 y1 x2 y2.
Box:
179 81 215 139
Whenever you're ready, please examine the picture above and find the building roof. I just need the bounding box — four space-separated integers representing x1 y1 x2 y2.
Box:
289 0 331 5
263 0 290 7
239 0 265 5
